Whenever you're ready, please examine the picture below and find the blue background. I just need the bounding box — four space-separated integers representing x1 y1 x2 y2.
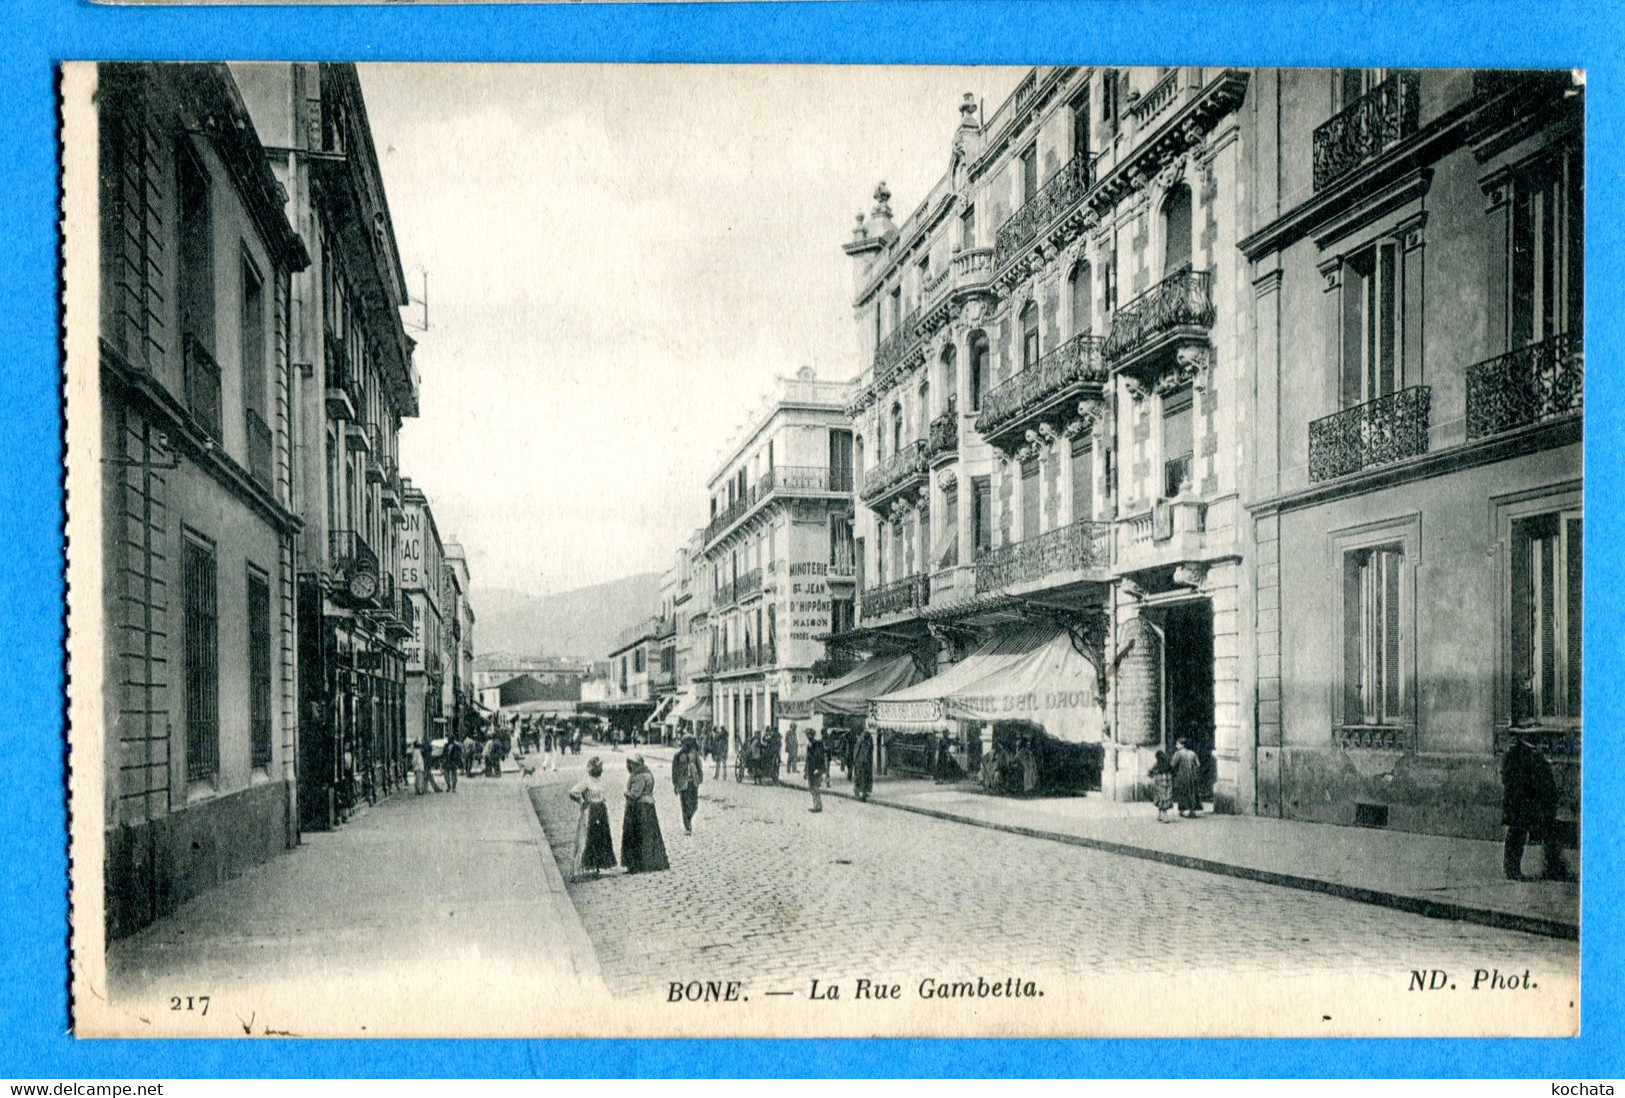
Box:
4 0 1621 1077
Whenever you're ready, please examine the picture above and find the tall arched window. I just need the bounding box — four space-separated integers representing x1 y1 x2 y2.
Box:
891 402 904 455
941 345 959 414
1021 302 1040 370
1070 261 1093 338
969 331 990 410
1163 183 1193 275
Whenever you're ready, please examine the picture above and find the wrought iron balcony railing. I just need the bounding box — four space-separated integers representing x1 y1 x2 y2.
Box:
859 439 927 507
974 520 1112 594
1465 331 1583 441
736 567 762 601
1313 72 1421 192
926 410 959 463
1308 385 1431 483
859 573 930 620
323 334 362 420
704 465 851 546
994 152 1095 271
183 333 222 440
976 334 1106 438
245 407 273 491
1102 269 1215 365
873 307 922 377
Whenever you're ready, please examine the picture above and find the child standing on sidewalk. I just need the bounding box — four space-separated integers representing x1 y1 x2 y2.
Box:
1149 751 1175 823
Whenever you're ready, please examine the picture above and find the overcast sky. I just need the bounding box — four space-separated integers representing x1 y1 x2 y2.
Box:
359 64 1024 597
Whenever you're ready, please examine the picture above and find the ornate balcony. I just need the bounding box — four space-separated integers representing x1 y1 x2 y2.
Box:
919 248 997 338
994 152 1095 273
183 333 222 440
859 439 927 512
926 410 959 465
1103 269 1215 394
976 333 1106 452
871 306 923 388
859 574 930 621
1465 331 1583 441
1313 72 1421 192
1308 385 1431 483
974 520 1111 595
1127 70 1181 128
736 567 763 601
245 407 273 492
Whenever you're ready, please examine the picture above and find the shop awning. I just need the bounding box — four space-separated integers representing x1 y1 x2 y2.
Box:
676 695 712 725
803 653 923 717
661 688 697 727
870 626 1059 726
644 694 679 730
944 629 1104 743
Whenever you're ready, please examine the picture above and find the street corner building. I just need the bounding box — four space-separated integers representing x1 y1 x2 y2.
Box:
90 61 464 939
94 63 310 937
830 66 1581 838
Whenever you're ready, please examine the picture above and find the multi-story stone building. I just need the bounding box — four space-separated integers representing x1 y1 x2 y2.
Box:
400 480 445 750
701 369 857 747
443 540 477 736
604 617 661 740
841 67 1253 795
1240 69 1583 838
232 62 419 831
95 63 310 935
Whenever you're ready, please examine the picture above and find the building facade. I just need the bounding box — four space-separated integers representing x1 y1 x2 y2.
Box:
443 540 477 737
233 62 420 832
604 618 661 738
97 63 310 936
841 67 1252 795
401 480 446 750
1241 69 1583 838
702 369 857 747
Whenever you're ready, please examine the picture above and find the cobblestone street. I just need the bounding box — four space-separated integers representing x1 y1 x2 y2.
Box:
528 755 1577 1005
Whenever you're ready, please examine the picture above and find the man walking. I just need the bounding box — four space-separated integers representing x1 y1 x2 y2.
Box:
1171 738 1201 818
1502 732 1574 881
805 728 827 813
672 735 705 834
785 723 801 774
443 736 461 792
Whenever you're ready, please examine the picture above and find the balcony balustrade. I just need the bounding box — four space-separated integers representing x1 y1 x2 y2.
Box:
1308 385 1431 483
183 333 222 440
245 407 273 491
708 642 778 675
323 335 361 421
736 567 762 601
859 439 927 509
1312 72 1421 192
704 465 850 547
1102 268 1215 369
1465 331 1583 441
976 333 1106 444
926 410 959 464
974 520 1111 594
993 153 1094 271
872 307 922 379
859 573 930 621
1127 70 1181 127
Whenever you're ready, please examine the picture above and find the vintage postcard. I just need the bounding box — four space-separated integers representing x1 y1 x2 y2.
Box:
65 61 1582 1038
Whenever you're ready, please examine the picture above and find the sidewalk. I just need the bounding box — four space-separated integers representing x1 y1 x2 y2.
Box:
646 744 1578 940
100 766 603 1036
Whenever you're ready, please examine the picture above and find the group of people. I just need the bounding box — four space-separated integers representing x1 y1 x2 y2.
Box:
409 730 524 793
509 716 586 758
1148 738 1205 822
566 737 711 880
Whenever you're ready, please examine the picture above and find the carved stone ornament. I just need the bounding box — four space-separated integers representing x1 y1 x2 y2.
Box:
1123 374 1150 403
852 211 868 240
1173 562 1209 590
872 181 893 221
1036 422 1060 446
1128 168 1149 193
964 299 986 324
1119 577 1147 602
937 468 958 492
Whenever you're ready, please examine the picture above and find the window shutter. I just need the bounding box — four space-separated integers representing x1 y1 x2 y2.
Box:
1381 548 1402 722
1343 551 1364 725
1510 521 1535 723
1072 439 1094 523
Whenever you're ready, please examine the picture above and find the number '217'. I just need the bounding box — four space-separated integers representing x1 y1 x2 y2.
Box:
170 995 209 1015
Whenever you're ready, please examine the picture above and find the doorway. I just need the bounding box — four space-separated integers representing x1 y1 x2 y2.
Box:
1150 599 1215 797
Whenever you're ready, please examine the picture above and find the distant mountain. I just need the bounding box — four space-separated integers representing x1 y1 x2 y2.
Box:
470 572 662 662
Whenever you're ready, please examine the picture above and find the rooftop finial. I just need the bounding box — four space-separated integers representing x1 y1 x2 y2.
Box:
871 181 893 221
960 92 978 124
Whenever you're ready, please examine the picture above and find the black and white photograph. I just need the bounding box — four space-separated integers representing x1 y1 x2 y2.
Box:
64 61 1582 1038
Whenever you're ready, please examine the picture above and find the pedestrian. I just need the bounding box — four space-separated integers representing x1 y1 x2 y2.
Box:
620 755 670 873
851 727 874 802
1149 750 1175 823
933 729 955 785
785 723 801 774
482 736 499 778
1501 732 1574 881
710 726 728 780
805 728 827 813
569 756 617 880
444 736 461 793
1171 738 1202 817
1018 735 1038 795
410 740 429 795
672 735 704 834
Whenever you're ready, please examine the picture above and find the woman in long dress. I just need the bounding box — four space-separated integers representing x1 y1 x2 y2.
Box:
851 728 875 802
620 754 670 873
569 756 617 879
